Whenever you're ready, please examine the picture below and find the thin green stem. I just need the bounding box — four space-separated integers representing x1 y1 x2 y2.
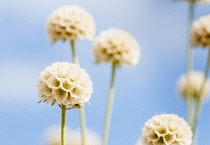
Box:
70 41 79 64
70 40 86 145
102 61 117 145
79 108 86 145
186 1 195 123
61 105 66 145
192 49 210 133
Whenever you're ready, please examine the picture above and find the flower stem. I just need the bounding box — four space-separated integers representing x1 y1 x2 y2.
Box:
79 108 86 145
70 41 79 64
61 105 66 145
70 40 86 145
102 61 117 145
186 1 195 124
191 49 210 133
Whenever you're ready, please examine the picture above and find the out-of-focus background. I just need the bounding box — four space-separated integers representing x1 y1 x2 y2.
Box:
0 0 210 144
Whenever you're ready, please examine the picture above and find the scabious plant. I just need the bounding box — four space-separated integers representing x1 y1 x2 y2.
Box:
93 29 140 66
192 15 210 48
185 14 210 135
46 5 96 145
176 0 210 139
177 71 210 134
46 5 95 43
141 114 193 145
37 62 93 108
38 62 93 145
38 2 210 145
92 28 140 145
177 71 210 100
44 126 101 145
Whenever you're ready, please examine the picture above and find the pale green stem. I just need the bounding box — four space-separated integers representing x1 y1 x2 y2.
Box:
70 40 86 145
186 1 195 123
79 108 86 145
61 105 66 145
70 41 79 64
191 49 210 133
102 61 117 145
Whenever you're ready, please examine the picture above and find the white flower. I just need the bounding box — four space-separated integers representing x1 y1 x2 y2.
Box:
141 114 192 145
177 71 210 100
92 29 140 66
192 15 210 48
44 126 101 145
47 5 96 43
37 62 93 108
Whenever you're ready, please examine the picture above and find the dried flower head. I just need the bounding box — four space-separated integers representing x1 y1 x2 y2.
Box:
177 71 210 100
141 114 192 145
93 29 140 66
45 126 101 145
192 15 210 48
47 5 95 43
37 62 93 108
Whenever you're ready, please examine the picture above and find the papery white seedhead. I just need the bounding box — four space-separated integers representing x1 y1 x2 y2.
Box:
177 71 210 100
192 15 210 48
141 114 192 145
37 62 93 108
93 29 140 66
47 5 96 43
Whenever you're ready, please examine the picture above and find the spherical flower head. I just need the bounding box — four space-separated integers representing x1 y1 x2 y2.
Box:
177 0 210 3
44 126 101 145
192 15 210 48
177 71 210 100
141 114 192 145
93 29 140 66
47 5 96 43
37 62 93 108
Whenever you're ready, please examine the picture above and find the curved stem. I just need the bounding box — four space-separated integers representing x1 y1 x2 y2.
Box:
61 105 66 145
70 40 86 145
186 1 195 123
192 49 210 133
102 61 117 145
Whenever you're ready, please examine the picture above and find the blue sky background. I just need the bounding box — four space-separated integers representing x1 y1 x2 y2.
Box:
0 0 210 145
